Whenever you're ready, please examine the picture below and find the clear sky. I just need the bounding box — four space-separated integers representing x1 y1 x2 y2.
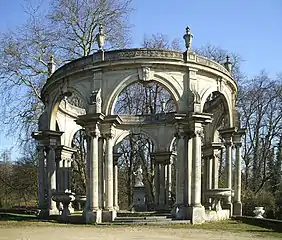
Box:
0 0 282 157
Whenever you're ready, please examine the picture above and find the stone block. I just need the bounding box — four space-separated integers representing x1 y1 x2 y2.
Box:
102 210 117 222
233 202 242 216
189 205 205 224
133 186 147 212
85 209 102 223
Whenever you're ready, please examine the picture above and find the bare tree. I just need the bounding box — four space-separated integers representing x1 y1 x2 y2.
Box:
142 33 181 51
0 0 133 145
194 44 245 83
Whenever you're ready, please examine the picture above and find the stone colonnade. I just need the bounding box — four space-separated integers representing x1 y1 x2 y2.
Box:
32 130 76 216
151 152 174 210
202 128 245 216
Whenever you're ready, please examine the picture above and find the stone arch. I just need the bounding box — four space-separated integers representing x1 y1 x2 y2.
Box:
200 86 232 127
105 72 181 115
49 86 87 131
114 129 158 150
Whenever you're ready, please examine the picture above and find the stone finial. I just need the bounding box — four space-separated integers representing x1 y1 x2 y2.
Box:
96 24 106 51
224 55 232 73
183 26 193 50
48 54 56 77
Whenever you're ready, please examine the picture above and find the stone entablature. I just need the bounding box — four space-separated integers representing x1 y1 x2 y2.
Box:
42 49 236 99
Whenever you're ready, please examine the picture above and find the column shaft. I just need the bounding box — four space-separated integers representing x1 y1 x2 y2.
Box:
89 133 99 210
235 144 242 203
154 163 160 205
159 164 166 207
225 142 232 203
191 129 202 206
166 163 172 206
98 138 104 208
105 135 114 210
47 146 57 210
37 146 46 209
212 150 219 189
113 163 118 209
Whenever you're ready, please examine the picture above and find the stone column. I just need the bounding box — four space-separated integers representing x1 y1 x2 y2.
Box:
113 153 121 210
233 129 246 216
159 163 166 209
189 114 212 224
84 125 102 223
165 156 173 208
154 162 160 207
191 127 203 207
103 132 116 221
47 140 59 215
172 124 191 220
174 131 186 213
219 128 235 215
37 145 46 210
98 137 104 209
212 148 221 189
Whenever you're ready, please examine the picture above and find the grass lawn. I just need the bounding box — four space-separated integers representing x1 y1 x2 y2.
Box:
1 213 282 239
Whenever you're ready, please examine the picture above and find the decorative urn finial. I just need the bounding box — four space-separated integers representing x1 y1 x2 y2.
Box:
48 54 56 77
224 55 232 73
183 26 193 50
96 25 106 51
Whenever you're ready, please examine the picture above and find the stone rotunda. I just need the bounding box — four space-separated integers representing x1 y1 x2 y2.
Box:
32 26 245 224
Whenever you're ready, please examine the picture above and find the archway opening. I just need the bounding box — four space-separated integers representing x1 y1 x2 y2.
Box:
202 91 230 188
71 129 87 196
116 133 155 210
114 81 177 115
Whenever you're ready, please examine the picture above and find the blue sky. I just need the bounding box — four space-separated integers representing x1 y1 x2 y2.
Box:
0 0 282 157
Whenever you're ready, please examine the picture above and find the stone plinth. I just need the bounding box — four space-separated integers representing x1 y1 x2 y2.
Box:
85 209 102 223
132 186 147 212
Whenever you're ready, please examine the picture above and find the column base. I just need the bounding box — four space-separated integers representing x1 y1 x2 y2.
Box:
171 204 188 220
233 202 242 216
84 209 102 223
102 209 117 222
222 202 233 216
188 205 205 224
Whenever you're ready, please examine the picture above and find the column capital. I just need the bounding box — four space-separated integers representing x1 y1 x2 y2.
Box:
233 128 246 144
219 127 235 138
151 151 176 165
32 130 63 147
202 142 222 158
56 145 76 162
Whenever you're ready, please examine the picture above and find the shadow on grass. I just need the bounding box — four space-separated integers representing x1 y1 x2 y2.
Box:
0 213 38 222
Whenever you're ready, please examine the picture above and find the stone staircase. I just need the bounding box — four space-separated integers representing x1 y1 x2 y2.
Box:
113 211 190 224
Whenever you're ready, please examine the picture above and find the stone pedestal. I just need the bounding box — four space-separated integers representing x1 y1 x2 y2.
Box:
102 210 117 222
133 186 147 212
233 202 242 216
85 209 102 223
188 205 205 224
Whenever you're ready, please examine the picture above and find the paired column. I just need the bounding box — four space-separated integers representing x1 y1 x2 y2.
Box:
219 128 235 215
152 152 175 210
83 123 102 223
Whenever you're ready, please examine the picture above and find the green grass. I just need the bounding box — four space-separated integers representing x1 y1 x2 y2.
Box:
1 213 282 238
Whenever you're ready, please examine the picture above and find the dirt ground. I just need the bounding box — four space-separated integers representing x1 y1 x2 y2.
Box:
0 225 280 240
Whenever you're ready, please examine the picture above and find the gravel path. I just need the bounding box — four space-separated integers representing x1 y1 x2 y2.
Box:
0 225 279 240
